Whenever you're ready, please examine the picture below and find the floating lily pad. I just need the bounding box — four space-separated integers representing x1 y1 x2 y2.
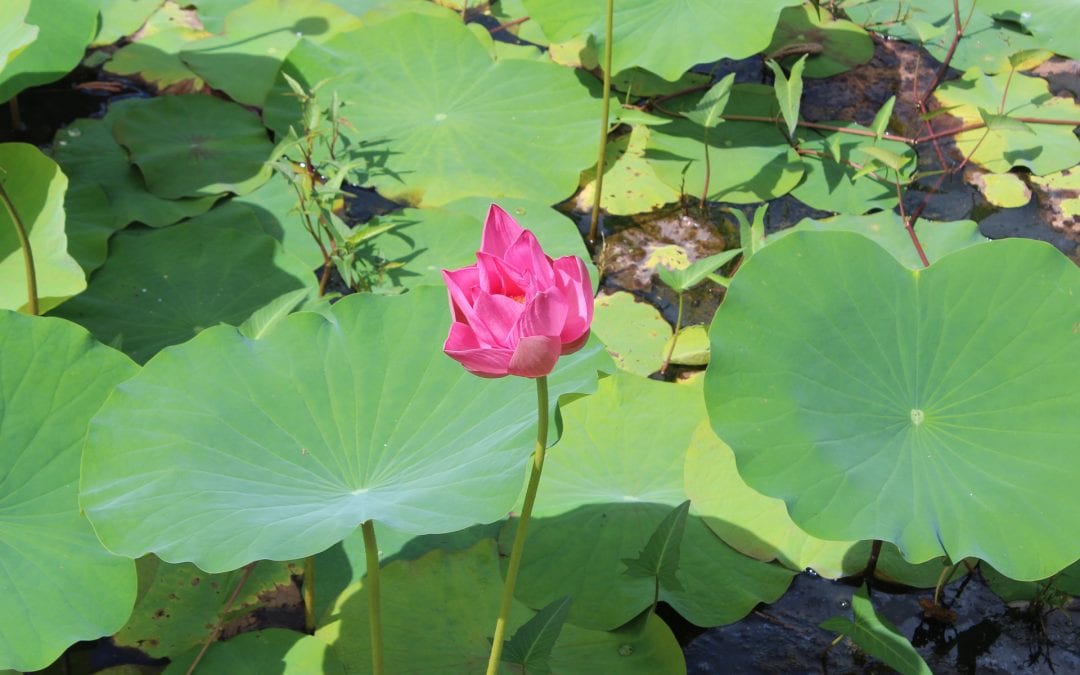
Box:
317 540 685 673
166 629 345 675
0 312 138 672
265 12 599 206
51 110 221 228
791 123 915 213
1030 168 1080 230
500 373 794 630
663 324 709 367
180 0 363 107
978 0 1080 61
766 4 874 78
0 0 96 103
113 95 273 199
647 85 805 204
981 560 1080 604
774 213 988 269
591 292 671 376
521 0 802 81
578 125 681 215
62 182 121 275
705 232 1080 580
972 170 1032 208
934 69 1080 175
0 143 85 312
80 286 611 572
115 557 300 659
104 2 211 92
49 212 313 364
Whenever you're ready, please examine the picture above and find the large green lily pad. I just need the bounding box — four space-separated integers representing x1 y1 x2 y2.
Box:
705 231 1080 580
647 85 805 204
577 125 681 215
0 312 138 672
113 95 273 199
766 4 874 78
591 291 671 377
165 629 345 674
103 2 211 92
0 143 85 313
80 286 611 572
933 68 1080 176
0 1 36 72
49 212 313 364
52 110 221 228
317 539 686 673
264 12 600 206
521 0 802 81
500 373 794 630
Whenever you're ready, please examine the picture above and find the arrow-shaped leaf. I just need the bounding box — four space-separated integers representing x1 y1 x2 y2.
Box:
766 55 807 139
978 107 1035 135
821 584 931 675
870 96 896 141
622 500 691 592
500 596 573 673
683 73 736 129
656 248 743 292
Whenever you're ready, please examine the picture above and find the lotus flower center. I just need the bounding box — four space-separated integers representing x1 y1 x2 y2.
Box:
508 293 525 303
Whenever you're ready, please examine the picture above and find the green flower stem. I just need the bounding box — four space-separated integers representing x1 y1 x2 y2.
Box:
587 0 615 244
362 519 384 675
0 180 38 315
485 375 549 675
303 555 315 632
660 292 684 374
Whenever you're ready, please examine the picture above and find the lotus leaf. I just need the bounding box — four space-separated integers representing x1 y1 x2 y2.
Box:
0 312 137 671
705 231 1080 580
80 286 611 572
264 12 599 206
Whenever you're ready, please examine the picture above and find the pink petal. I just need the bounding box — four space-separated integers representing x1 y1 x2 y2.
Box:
504 230 554 288
514 288 568 340
444 323 513 377
552 256 594 345
560 329 590 355
442 266 480 323
476 251 527 297
508 335 562 378
473 293 525 347
480 204 524 258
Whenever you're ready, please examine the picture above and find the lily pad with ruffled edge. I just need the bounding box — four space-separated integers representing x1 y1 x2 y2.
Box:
51 109 221 229
933 68 1080 176
112 95 273 199
80 286 612 573
646 85 805 204
499 373 794 630
264 12 599 207
48 210 314 364
0 143 85 313
316 540 685 673
0 312 137 672
103 1 211 92
705 231 1080 581
521 0 802 81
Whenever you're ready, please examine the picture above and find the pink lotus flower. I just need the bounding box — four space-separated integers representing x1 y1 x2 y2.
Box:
442 205 593 378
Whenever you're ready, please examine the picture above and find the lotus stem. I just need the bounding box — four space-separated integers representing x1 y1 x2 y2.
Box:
660 292 684 375
303 555 315 632
362 519 384 675
587 0 615 244
486 375 549 675
0 180 38 315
